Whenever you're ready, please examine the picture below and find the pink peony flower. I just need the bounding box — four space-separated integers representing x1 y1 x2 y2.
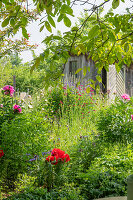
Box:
13 105 22 113
0 104 3 108
121 94 130 100
131 115 133 120
3 85 15 97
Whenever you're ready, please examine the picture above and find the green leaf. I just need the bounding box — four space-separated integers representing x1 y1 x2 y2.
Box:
30 57 40 74
86 87 90 93
63 16 71 27
61 4 73 16
112 0 120 9
75 68 82 74
48 15 56 28
2 18 10 27
121 0 125 2
96 75 102 83
108 30 116 42
71 26 78 31
115 62 121 73
22 27 28 39
57 14 64 22
83 66 87 76
40 25 44 32
124 43 129 52
10 18 15 26
45 21 52 33
88 25 99 39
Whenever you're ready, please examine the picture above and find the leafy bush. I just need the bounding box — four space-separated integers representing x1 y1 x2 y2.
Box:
78 144 133 199
97 96 133 144
0 110 52 190
3 186 83 200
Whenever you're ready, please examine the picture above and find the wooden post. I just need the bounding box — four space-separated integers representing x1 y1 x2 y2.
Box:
127 174 133 200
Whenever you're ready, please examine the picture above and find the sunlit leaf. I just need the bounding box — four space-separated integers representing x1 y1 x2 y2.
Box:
57 14 64 22
22 27 28 39
112 0 120 9
45 21 52 33
75 68 82 74
96 75 102 83
40 25 44 32
124 43 129 52
86 87 90 93
88 25 99 39
63 15 71 27
2 18 10 27
48 15 56 28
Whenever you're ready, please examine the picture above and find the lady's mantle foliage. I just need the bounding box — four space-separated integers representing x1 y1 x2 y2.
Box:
46 148 70 165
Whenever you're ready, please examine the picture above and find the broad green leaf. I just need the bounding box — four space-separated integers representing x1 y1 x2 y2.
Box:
57 14 64 22
88 25 99 39
22 27 28 39
61 4 73 16
86 87 90 93
66 0 70 5
75 68 82 74
96 75 102 83
71 26 78 31
121 0 125 2
108 30 116 42
83 66 87 76
30 57 40 74
45 21 52 33
48 15 56 28
40 25 44 32
10 18 15 26
124 43 129 52
2 18 10 27
53 36 62 40
22 17 28 26
63 16 71 27
112 0 120 9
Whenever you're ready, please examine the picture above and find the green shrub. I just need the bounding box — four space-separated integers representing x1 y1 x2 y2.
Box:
97 96 133 144
78 144 133 199
0 111 52 190
3 186 83 200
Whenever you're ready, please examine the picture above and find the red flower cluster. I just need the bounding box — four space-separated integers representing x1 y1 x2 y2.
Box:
0 149 4 158
46 148 70 165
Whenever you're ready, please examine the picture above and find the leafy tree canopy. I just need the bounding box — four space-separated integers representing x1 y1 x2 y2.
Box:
0 0 133 74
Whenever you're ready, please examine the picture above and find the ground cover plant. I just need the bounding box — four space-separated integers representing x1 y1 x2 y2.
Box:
0 83 133 200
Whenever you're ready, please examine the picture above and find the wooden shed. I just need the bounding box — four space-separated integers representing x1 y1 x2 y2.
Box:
63 54 133 99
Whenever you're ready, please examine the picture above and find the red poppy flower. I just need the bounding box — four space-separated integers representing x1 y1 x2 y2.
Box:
0 150 4 158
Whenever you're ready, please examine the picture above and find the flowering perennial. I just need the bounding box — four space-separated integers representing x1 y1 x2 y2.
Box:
3 85 15 97
46 148 70 165
121 94 130 100
0 149 4 158
13 104 22 113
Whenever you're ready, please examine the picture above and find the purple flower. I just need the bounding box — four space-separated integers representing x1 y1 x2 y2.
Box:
29 155 39 162
131 115 133 120
3 85 15 97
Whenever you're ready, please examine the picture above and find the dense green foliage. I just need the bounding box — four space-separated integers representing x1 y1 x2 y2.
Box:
0 82 133 199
